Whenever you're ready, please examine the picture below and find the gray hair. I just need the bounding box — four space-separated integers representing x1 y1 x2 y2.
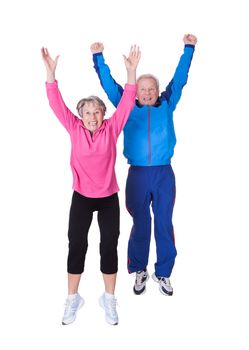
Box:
137 74 160 91
76 95 106 117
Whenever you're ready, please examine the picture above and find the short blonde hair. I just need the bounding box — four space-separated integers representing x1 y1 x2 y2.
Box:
76 96 106 117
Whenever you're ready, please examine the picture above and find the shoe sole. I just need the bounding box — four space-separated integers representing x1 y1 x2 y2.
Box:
133 274 149 295
62 298 85 325
152 273 173 296
99 297 119 326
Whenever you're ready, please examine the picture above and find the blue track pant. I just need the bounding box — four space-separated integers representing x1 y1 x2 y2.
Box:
126 165 177 277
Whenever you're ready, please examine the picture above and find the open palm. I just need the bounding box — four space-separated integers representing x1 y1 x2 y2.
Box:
41 47 59 75
123 45 141 70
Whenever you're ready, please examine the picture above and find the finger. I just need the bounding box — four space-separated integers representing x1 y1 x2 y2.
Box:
136 46 140 58
129 45 134 57
132 45 140 59
44 47 50 57
95 42 102 49
137 49 141 60
55 55 60 65
129 45 134 58
41 47 48 60
132 45 137 56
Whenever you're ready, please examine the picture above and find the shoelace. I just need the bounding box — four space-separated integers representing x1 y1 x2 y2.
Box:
136 271 147 285
64 298 78 314
106 298 118 317
160 277 171 286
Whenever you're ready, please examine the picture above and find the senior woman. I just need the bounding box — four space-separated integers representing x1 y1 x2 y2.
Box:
41 45 140 326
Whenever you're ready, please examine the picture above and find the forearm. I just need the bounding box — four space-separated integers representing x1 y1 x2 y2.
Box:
93 53 123 107
46 72 56 83
46 81 75 130
111 84 137 136
174 45 195 84
163 45 195 93
160 45 195 108
127 69 136 85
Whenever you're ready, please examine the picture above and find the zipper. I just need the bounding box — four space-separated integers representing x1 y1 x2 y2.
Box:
148 106 151 165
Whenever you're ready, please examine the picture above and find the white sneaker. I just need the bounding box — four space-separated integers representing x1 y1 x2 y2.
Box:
152 273 173 296
62 293 84 325
99 293 118 325
133 269 149 295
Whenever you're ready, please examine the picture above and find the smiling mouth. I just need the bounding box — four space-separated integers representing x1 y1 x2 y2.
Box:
89 121 98 126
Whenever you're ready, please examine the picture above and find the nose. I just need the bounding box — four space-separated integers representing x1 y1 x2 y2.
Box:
89 113 97 120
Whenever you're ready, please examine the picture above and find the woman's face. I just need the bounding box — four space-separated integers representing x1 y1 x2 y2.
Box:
81 102 104 133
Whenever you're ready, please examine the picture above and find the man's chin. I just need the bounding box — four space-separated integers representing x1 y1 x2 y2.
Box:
143 102 154 106
138 99 156 106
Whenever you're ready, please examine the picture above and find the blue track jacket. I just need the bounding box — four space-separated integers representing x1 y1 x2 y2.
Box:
93 45 195 166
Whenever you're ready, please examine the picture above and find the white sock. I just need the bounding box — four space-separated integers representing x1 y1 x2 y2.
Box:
68 293 78 300
104 292 115 299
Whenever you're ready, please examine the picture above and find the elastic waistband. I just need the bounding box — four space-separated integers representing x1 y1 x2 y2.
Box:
130 164 172 170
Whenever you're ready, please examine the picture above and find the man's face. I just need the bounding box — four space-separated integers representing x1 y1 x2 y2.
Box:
137 78 159 105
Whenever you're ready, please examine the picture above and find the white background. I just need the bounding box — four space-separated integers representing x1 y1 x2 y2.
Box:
0 0 248 348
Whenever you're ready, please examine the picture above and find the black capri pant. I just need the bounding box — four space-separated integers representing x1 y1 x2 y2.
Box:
67 191 120 274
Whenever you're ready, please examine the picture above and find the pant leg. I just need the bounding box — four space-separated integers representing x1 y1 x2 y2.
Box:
97 193 120 274
67 191 93 274
151 165 177 277
126 167 152 273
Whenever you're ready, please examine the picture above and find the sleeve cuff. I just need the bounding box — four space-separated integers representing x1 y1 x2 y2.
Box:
93 52 103 57
45 80 58 88
124 83 137 91
184 44 195 49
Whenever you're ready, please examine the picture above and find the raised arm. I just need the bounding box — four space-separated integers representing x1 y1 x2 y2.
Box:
41 48 77 131
123 45 141 84
109 45 141 137
160 34 197 111
91 42 124 108
41 47 59 83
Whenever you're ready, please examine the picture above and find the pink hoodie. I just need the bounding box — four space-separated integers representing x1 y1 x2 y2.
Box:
46 81 136 198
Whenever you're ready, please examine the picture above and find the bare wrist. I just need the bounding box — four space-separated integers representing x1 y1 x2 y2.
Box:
46 73 55 83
